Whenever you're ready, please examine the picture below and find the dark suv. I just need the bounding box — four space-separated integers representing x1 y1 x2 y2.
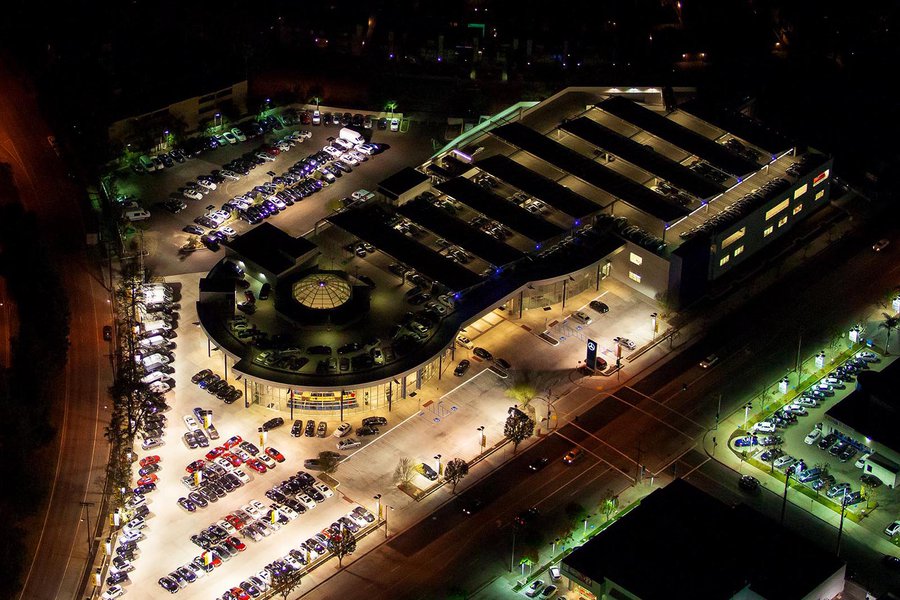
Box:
262 417 284 431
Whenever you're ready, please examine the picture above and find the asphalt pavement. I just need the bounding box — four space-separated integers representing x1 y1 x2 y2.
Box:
0 56 113 600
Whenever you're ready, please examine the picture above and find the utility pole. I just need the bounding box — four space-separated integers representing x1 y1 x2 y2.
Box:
79 501 95 554
780 470 793 527
836 490 848 555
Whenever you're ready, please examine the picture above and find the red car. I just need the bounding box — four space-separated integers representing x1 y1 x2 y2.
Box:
264 146 280 156
246 458 267 474
224 435 243 450
222 452 243 467
265 447 285 462
205 446 226 461
224 514 244 530
185 459 206 474
230 587 250 600
139 455 160 468
136 473 158 486
226 536 246 552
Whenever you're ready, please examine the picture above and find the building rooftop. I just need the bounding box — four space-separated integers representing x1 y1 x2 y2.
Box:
559 116 725 199
436 176 566 242
827 359 900 455
491 121 689 223
563 479 844 600
222 222 317 276
597 95 760 176
474 154 601 219
378 167 430 200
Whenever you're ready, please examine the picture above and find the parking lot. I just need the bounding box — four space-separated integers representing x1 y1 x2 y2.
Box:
734 351 900 540
112 109 438 278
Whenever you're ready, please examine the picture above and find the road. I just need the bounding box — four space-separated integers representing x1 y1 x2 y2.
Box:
300 202 899 599
0 55 112 600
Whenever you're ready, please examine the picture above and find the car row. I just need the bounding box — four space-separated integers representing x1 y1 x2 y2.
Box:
193 369 244 405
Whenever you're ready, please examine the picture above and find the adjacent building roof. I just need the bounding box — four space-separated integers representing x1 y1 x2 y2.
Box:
827 359 900 455
223 222 317 276
436 176 565 242
378 167 430 200
397 198 524 267
563 479 844 600
597 95 760 176
559 116 725 199
327 206 483 291
491 122 689 223
475 154 601 218
679 98 794 155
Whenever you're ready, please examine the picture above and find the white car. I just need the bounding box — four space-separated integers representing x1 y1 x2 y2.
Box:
296 493 317 510
283 553 304 571
348 150 367 162
233 448 252 462
214 457 235 472
613 336 636 350
255 152 276 162
390 118 400 131
313 482 334 498
148 381 171 394
183 561 205 578
243 503 260 519
273 502 298 519
183 189 203 201
751 421 776 434
773 455 796 469
220 226 237 238
258 453 277 469
338 438 361 450
197 179 217 191
220 170 240 181
231 128 247 142
250 499 268 514
855 455 868 469
298 130 312 140
341 153 359 166
102 586 125 600
456 334 474 349
355 144 375 155
333 422 352 438
217 519 236 534
323 145 343 158
804 429 821 445
312 110 321 125
222 131 238 145
857 351 880 363
183 415 201 432
886 520 900 537
233 468 250 484
796 397 818 407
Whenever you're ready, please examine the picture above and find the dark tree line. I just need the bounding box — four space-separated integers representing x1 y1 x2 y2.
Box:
0 165 71 595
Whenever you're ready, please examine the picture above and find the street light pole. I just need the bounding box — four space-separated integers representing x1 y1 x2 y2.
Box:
780 469 794 527
836 490 848 555
476 426 485 456
509 525 517 573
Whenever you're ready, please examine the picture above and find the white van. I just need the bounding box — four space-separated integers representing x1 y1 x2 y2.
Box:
142 319 171 334
124 209 151 222
339 127 365 147
139 335 167 348
140 371 170 385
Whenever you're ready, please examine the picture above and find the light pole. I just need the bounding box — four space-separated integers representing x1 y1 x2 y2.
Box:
743 402 752 430
477 426 485 456
509 524 518 573
373 494 381 522
552 537 560 554
836 489 849 555
214 112 222 130
583 514 592 534
79 501 95 553
650 312 658 341
384 506 393 538
780 468 795 526
434 454 442 475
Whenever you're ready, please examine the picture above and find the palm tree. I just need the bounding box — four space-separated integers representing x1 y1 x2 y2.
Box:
385 100 398 117
880 312 899 354
310 96 322 110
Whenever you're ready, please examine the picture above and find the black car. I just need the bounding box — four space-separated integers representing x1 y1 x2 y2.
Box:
338 342 362 355
738 475 760 492
473 347 493 361
461 498 484 515
356 425 380 437
589 300 610 313
106 570 129 586
304 419 316 437
362 416 387 427
527 457 550 472
454 360 470 377
291 419 303 437
308 345 332 355
263 417 285 431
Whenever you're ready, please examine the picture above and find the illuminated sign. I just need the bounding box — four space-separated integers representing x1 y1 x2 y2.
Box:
813 169 830 186
586 339 598 370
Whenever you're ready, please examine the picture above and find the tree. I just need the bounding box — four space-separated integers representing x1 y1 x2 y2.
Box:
443 458 469 493
504 409 535 453
394 457 417 485
385 100 398 117
880 312 899 354
318 451 339 474
503 370 554 408
271 568 302 600
599 489 619 521
327 524 357 568
564 501 588 524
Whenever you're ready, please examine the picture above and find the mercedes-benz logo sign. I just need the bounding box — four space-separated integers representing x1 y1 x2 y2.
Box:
587 342 596 351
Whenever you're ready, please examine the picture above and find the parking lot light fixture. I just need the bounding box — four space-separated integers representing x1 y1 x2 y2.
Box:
477 426 485 455
373 494 382 520
434 454 442 474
